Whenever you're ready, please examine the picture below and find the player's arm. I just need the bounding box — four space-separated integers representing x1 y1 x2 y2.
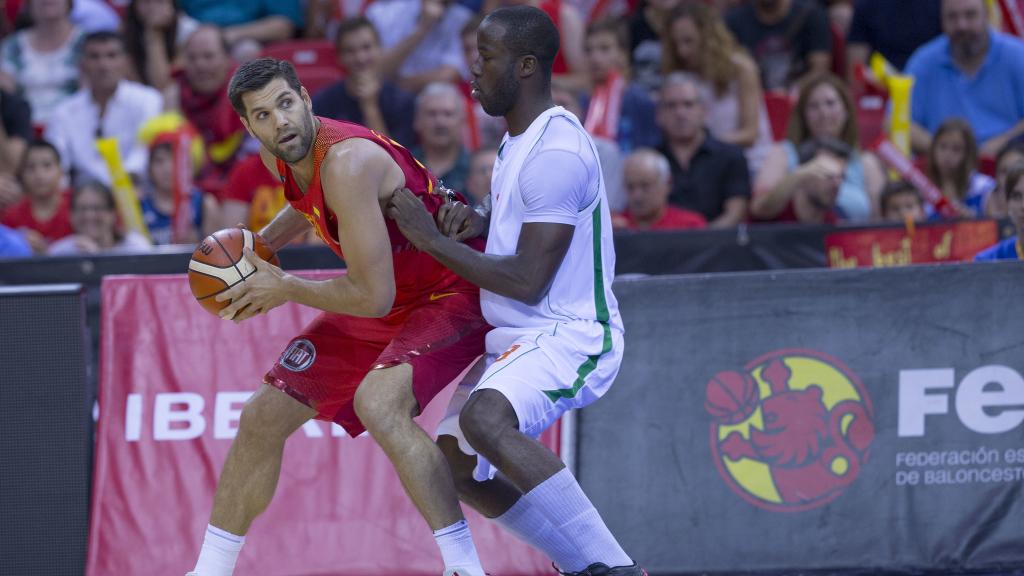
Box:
389 149 581 305
254 148 309 251
279 140 397 317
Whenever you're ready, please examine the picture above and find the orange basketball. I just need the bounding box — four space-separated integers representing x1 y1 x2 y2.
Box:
188 228 280 315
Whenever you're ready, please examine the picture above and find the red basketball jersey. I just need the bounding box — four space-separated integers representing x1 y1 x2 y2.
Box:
276 117 473 306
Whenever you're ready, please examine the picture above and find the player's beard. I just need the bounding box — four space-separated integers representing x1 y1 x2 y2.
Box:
271 111 316 163
479 65 520 117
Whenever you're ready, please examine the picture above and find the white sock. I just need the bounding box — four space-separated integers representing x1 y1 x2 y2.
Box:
494 496 576 568
521 468 632 572
193 524 245 576
433 519 484 573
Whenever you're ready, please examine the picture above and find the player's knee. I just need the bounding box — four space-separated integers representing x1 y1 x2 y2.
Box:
459 390 516 452
353 378 414 435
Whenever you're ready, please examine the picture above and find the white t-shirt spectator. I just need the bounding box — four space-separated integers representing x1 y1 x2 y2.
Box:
46 81 164 187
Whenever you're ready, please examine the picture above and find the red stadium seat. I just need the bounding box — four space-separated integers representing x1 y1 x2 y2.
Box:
261 39 337 68
764 91 793 141
261 40 345 96
294 66 346 96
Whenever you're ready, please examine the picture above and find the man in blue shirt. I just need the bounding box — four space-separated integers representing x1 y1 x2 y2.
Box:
906 0 1024 157
975 164 1023 261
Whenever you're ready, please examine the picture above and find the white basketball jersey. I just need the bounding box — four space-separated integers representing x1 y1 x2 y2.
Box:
481 108 622 356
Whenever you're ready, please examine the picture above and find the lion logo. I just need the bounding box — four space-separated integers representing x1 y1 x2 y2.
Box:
705 350 875 512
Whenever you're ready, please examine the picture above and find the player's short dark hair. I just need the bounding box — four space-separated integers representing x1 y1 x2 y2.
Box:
880 181 922 213
797 137 852 165
586 18 629 52
82 30 125 51
334 16 379 53
482 6 560 79
228 57 303 117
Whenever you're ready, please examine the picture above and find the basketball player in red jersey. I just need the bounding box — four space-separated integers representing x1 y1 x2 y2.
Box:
186 58 490 576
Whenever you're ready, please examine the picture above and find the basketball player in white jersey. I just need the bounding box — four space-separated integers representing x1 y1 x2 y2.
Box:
387 6 646 575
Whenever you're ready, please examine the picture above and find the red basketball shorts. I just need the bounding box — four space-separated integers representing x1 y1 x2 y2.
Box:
264 284 488 436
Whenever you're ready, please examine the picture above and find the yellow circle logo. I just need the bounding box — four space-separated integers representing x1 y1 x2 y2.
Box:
705 349 875 512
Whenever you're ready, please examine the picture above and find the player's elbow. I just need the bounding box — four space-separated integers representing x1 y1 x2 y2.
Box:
364 290 395 318
352 283 394 318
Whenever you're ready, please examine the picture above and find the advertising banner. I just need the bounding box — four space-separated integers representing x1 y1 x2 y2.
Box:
579 264 1024 574
825 220 998 268
88 273 556 576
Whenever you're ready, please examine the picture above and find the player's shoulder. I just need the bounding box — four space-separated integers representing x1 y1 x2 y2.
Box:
532 115 594 158
319 136 397 194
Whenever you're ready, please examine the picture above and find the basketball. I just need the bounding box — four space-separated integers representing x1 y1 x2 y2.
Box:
704 370 760 425
188 228 280 315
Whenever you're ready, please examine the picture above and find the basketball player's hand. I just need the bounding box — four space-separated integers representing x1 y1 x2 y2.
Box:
387 187 441 249
436 199 486 241
216 248 288 322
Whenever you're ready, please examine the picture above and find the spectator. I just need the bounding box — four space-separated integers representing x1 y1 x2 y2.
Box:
178 0 302 58
907 0 1024 156
974 163 1023 261
139 139 208 245
47 181 152 255
411 82 470 195
0 88 33 176
988 142 1024 218
464 146 496 207
369 0 474 93
629 0 683 92
173 25 247 198
663 2 772 175
613 147 706 230
1 139 72 253
656 72 750 228
879 180 925 222
845 0 941 83
219 152 286 233
46 31 164 188
312 16 416 147
0 0 85 125
725 0 832 92
123 0 201 92
551 79 626 212
754 74 884 222
582 18 659 153
926 118 994 219
0 222 32 258
752 136 848 224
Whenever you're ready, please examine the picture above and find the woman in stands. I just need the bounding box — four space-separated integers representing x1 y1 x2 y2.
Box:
0 0 84 126
751 73 885 223
123 0 199 92
925 118 994 220
48 182 151 255
661 2 771 175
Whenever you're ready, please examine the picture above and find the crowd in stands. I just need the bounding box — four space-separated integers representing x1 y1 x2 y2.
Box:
0 0 1020 262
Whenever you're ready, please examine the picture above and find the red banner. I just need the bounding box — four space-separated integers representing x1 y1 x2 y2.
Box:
825 221 998 268
88 273 555 576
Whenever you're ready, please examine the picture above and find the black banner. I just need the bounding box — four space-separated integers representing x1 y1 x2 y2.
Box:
0 285 92 576
581 263 1024 574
